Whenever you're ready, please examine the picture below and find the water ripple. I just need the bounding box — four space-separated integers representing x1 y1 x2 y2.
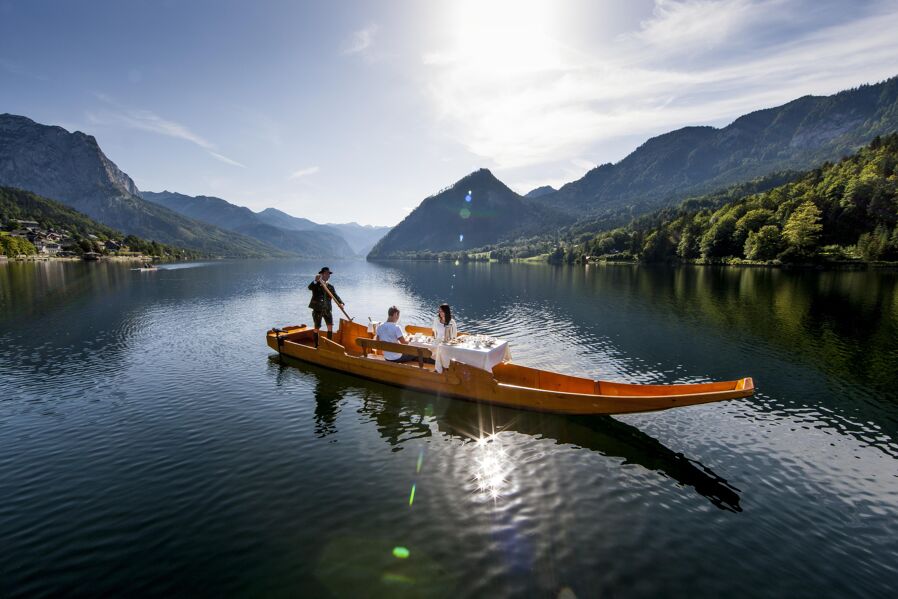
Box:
1 260 898 597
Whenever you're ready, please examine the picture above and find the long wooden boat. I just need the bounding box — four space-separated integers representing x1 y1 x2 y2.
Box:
266 319 754 415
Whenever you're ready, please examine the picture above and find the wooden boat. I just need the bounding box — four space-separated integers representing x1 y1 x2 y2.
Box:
266 319 754 415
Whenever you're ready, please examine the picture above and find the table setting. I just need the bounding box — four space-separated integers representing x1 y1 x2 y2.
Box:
407 332 512 373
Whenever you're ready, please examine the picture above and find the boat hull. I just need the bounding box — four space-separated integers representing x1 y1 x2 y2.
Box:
267 321 754 415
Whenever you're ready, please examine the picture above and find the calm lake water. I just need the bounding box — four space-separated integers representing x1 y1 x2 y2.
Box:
1 259 897 597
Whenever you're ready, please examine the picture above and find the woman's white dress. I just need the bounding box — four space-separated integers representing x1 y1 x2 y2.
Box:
431 318 458 373
432 317 457 343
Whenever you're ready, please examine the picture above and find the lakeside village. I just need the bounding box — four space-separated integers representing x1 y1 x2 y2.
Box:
0 218 158 262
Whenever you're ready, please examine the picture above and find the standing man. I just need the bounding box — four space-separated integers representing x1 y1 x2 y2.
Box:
308 266 344 341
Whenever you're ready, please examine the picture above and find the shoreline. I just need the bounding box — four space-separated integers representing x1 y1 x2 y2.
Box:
1 254 160 263
366 256 898 270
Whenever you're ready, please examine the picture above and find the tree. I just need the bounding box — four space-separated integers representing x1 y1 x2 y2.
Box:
700 214 738 259
1 236 37 257
642 230 673 262
856 225 891 261
676 228 699 259
547 245 565 264
783 201 822 255
744 225 784 261
734 208 774 248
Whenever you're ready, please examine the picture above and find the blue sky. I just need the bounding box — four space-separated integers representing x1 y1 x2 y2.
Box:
2 0 898 226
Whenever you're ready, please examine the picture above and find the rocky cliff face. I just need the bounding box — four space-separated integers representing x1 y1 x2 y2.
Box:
0 114 139 206
0 114 281 256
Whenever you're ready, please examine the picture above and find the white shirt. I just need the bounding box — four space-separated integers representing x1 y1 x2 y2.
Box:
376 321 404 360
432 317 458 343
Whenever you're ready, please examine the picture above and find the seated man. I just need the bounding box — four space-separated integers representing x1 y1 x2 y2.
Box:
376 306 417 363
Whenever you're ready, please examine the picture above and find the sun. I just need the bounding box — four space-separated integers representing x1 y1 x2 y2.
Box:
447 0 563 76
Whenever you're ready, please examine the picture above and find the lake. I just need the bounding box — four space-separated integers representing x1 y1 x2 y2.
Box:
1 259 897 597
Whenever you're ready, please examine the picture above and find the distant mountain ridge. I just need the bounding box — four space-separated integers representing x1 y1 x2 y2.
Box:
141 191 355 258
541 76 898 217
524 185 556 198
255 208 392 255
322 221 393 256
368 168 572 258
255 207 323 232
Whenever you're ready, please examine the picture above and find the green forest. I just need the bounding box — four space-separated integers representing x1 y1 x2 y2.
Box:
554 134 898 265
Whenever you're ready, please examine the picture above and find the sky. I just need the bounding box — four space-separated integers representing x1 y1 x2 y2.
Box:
2 0 898 226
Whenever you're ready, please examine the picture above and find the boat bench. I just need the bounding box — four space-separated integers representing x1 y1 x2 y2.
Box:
356 337 433 369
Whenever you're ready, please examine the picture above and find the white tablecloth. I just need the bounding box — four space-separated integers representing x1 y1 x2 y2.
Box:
408 338 511 373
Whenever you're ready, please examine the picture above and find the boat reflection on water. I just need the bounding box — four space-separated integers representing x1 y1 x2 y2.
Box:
440 404 743 512
271 356 743 512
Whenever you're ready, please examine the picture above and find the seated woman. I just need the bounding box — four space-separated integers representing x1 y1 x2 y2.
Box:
431 303 458 343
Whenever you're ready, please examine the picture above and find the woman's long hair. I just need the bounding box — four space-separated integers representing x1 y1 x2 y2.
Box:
439 303 452 325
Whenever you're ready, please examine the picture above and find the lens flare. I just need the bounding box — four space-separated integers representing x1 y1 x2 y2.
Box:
460 207 471 219
459 234 464 242
392 546 410 559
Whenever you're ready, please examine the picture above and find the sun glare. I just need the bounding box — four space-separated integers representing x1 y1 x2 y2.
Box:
449 0 562 75
472 433 511 500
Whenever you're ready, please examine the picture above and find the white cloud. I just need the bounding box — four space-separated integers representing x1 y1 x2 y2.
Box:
631 0 784 54
87 95 245 167
288 166 320 179
423 0 898 171
342 24 378 56
207 152 246 168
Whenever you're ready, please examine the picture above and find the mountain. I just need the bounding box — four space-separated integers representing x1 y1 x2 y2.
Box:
582 132 898 263
141 191 260 231
524 185 556 198
367 168 572 258
257 208 392 255
142 191 354 258
322 222 392 256
541 76 898 217
255 207 321 232
0 114 281 257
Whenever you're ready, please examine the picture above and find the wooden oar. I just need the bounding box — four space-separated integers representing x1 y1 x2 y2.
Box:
319 279 353 321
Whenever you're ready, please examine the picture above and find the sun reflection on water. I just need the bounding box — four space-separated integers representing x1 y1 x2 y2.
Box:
472 433 512 500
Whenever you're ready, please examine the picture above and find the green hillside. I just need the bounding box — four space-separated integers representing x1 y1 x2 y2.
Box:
541 76 898 219
0 186 200 258
571 134 898 264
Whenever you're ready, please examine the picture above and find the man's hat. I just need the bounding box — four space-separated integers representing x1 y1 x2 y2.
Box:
319 266 332 274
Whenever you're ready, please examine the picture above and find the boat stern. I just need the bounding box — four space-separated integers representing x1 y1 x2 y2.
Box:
735 377 754 396
268 325 309 351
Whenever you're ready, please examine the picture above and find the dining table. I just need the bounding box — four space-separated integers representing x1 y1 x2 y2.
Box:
407 334 512 374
